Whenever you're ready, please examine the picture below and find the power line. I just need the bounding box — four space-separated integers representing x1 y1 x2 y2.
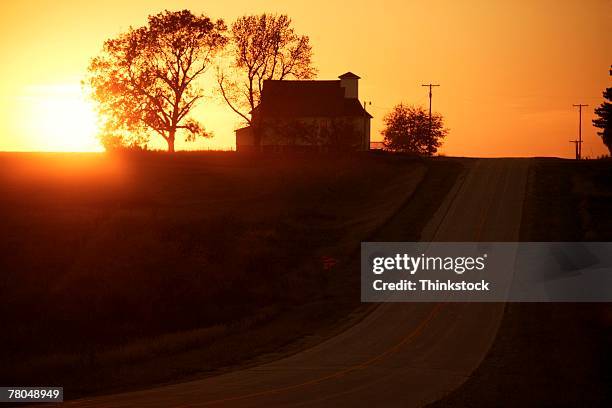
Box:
422 83 440 139
570 104 588 160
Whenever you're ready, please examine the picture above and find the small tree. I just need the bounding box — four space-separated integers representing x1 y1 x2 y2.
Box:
98 132 148 152
592 67 611 155
218 14 316 125
86 10 227 152
382 104 447 155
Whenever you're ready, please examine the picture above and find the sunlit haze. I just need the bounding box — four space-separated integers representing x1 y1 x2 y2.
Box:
0 0 610 157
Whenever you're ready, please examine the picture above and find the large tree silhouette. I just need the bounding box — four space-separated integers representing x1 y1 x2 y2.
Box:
86 10 227 152
592 67 611 155
218 14 316 125
382 104 447 155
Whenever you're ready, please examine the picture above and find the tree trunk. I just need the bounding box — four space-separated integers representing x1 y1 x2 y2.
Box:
167 130 176 153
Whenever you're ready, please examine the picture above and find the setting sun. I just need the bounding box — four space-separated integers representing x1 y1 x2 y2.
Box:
16 84 102 152
0 0 609 156
1 2 612 407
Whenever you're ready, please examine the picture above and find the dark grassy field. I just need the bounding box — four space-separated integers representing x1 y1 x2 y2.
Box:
0 151 460 397
431 158 612 408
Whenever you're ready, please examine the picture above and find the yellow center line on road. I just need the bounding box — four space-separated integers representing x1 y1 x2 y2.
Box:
181 303 445 407
189 161 512 406
89 161 513 408
286 162 516 405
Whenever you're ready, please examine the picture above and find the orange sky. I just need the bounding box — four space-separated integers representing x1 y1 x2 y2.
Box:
0 0 610 157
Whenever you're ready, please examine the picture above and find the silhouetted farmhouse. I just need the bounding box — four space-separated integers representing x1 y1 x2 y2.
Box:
236 72 372 152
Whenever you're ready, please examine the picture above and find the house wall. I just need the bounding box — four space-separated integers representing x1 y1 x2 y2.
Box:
365 117 371 150
349 117 371 151
235 126 255 152
261 117 325 147
263 117 368 151
235 117 371 152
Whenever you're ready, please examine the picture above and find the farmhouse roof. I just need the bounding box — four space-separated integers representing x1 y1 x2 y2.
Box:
339 72 361 79
254 79 372 119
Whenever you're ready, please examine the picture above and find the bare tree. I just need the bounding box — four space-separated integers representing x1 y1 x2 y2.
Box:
86 10 227 152
218 14 316 125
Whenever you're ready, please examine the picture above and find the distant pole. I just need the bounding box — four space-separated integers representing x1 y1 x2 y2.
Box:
571 104 588 160
421 83 440 138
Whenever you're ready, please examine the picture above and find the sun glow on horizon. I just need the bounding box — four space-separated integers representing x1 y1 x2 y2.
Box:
16 83 102 152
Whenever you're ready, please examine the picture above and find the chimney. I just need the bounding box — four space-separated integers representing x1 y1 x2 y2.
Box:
339 72 360 99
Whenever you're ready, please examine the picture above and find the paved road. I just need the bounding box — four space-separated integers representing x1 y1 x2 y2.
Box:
64 158 530 408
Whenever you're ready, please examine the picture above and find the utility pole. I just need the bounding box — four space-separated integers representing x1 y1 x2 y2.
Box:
570 104 588 160
421 83 440 138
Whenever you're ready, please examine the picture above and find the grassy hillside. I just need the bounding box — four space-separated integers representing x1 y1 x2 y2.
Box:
0 152 460 397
